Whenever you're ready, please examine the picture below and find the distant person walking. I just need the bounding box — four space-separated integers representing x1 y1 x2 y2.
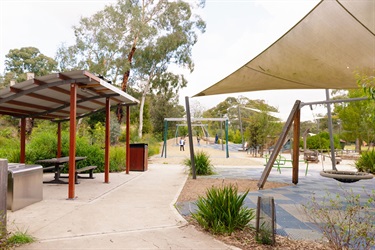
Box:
197 135 200 146
179 137 185 151
215 134 219 144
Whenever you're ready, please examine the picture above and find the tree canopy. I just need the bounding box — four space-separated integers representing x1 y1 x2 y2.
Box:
334 89 375 152
55 0 205 138
3 47 57 85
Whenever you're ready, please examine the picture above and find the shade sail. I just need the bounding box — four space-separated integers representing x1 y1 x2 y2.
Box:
194 0 375 97
0 70 139 120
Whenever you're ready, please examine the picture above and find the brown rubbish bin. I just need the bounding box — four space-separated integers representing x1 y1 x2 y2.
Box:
129 143 148 171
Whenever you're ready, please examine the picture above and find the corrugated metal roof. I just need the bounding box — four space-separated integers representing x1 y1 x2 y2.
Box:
0 70 139 121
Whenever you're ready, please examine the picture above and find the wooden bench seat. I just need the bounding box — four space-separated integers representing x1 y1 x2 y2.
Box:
75 166 97 184
43 165 64 172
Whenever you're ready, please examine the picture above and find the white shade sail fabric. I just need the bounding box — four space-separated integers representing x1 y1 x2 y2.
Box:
194 0 375 97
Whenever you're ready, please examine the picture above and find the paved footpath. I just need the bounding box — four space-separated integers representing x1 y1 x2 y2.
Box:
177 161 375 243
8 164 237 250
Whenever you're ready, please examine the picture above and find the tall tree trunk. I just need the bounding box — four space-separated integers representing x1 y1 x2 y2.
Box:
117 39 138 123
355 138 362 153
138 79 152 138
138 93 146 138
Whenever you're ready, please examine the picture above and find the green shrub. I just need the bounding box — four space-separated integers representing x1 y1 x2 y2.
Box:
26 130 58 163
0 136 20 162
6 230 35 246
183 150 214 175
303 132 341 150
192 184 255 235
255 222 274 245
302 187 375 249
355 150 375 174
74 136 104 171
0 223 35 249
228 129 242 144
109 146 126 172
143 135 160 157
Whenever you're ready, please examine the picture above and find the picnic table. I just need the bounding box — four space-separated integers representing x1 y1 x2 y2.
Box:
36 156 87 184
264 154 310 176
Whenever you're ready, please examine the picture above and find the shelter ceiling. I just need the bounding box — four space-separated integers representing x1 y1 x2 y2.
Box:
0 70 139 121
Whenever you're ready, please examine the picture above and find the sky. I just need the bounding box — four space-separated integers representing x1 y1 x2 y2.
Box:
0 0 329 122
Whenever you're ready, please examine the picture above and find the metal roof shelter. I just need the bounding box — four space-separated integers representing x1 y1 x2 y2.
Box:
194 0 374 97
0 70 139 199
0 70 138 120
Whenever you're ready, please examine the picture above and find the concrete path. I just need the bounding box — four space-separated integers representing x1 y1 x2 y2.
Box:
177 158 375 243
8 164 236 249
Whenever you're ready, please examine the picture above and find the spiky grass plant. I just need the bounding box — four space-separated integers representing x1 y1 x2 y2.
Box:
192 184 255 235
6 230 35 246
183 150 214 175
355 150 375 174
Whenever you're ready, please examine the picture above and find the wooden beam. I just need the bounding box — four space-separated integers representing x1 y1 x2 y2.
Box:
104 98 110 183
68 83 77 199
292 107 301 184
258 100 301 189
126 106 130 175
57 122 62 158
50 86 104 107
20 118 26 163
8 100 70 114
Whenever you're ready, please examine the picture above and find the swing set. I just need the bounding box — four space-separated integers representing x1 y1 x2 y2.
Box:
161 117 229 158
174 123 210 145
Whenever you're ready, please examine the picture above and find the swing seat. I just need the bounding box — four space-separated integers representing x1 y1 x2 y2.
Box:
320 170 373 183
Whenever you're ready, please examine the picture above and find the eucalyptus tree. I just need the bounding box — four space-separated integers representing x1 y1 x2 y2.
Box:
4 47 57 84
56 0 206 138
202 97 281 146
2 47 58 134
149 88 185 138
356 71 375 100
334 89 375 152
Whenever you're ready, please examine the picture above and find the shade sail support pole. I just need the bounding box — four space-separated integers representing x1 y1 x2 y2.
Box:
325 89 337 171
225 119 229 158
185 97 196 179
161 120 168 158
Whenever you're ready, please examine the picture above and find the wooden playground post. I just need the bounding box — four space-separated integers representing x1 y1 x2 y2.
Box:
258 100 301 189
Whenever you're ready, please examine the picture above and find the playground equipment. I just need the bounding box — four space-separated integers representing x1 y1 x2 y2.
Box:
161 117 229 158
174 123 209 145
258 96 373 189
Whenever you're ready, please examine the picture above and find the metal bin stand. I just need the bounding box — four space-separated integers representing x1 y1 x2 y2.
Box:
7 163 43 211
129 143 148 171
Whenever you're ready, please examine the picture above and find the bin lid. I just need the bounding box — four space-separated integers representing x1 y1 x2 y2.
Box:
130 143 148 147
8 163 42 176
